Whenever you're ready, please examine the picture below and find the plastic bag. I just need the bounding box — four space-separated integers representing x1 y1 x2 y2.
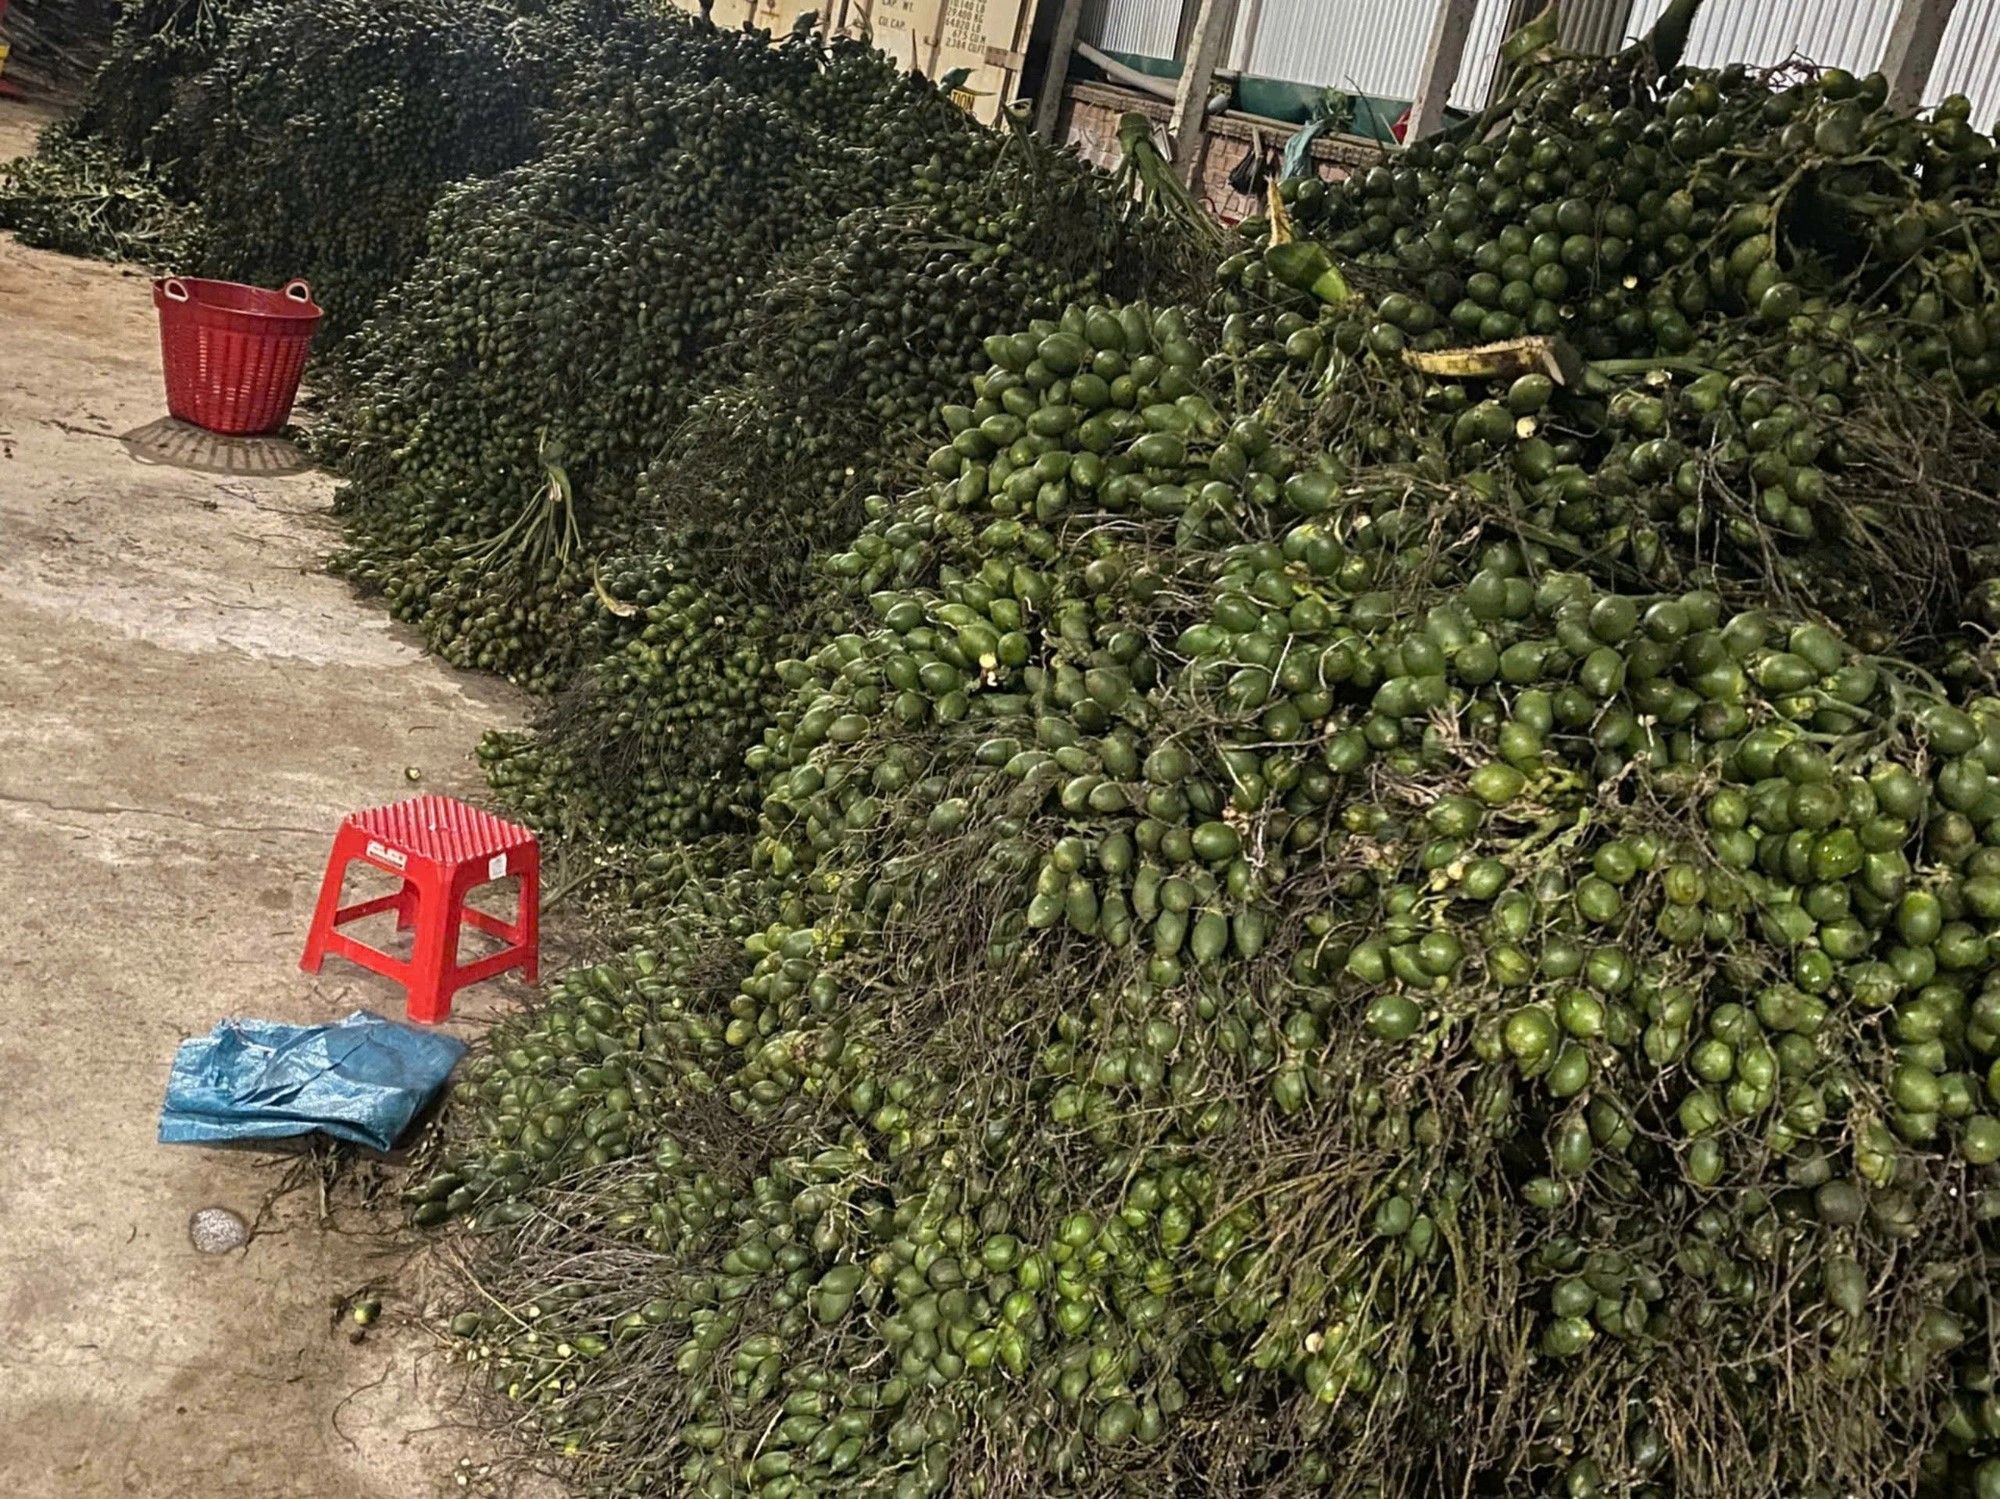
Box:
1281 89 1353 181
159 1010 466 1152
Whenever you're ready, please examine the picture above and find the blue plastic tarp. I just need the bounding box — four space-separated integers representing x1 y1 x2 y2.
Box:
159 1010 466 1152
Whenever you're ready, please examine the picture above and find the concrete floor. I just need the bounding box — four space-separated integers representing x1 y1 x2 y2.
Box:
0 99 538 1496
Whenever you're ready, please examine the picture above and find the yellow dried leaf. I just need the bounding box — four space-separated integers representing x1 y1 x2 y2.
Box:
1267 179 1294 247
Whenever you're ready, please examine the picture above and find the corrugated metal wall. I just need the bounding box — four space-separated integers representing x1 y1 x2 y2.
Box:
1080 0 1613 111
1216 0 1526 106
1563 0 1639 55
1456 0 1636 110
1623 0 1895 76
1081 0 2000 125
1620 0 2000 129
1455 0 1529 109
1231 0 1430 99
1928 0 2000 127
1079 0 1182 61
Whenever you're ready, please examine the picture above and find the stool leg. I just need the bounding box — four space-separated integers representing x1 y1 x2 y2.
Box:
401 871 454 1025
394 879 419 932
300 833 356 974
518 850 541 984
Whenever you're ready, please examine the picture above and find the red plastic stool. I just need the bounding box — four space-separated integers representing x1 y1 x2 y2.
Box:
301 795 539 1023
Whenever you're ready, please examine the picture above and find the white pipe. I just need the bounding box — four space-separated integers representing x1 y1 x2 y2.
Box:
1074 39 1236 108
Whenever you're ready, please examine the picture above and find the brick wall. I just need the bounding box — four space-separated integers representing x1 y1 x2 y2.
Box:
1057 82 1375 224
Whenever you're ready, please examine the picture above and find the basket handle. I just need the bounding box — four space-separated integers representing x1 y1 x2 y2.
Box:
282 279 313 305
161 278 191 303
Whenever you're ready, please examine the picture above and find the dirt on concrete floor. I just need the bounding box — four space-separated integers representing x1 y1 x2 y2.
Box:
0 96 60 160
0 98 556 1498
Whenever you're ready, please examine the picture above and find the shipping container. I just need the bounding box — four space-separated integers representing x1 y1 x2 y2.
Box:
667 0 1036 122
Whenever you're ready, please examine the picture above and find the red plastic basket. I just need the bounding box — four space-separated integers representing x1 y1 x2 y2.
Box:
152 276 323 436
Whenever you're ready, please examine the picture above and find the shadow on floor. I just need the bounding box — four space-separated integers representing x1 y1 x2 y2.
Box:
120 416 313 476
